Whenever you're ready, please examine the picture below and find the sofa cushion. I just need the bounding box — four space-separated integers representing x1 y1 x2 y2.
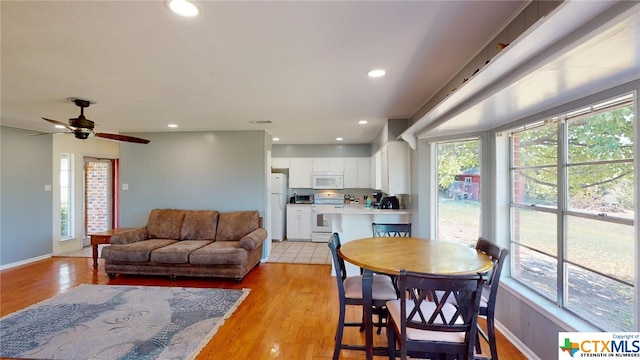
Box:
150 240 212 264
102 239 177 263
180 210 219 240
146 209 186 239
189 242 248 266
215 211 260 241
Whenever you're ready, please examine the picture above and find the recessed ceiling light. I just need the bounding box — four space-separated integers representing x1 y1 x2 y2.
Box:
358 120 368 125
336 137 344 141
250 120 273 124
367 69 386 78
167 0 200 17
168 124 178 128
273 137 280 141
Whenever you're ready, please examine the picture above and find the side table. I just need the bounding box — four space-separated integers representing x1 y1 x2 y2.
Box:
89 228 134 269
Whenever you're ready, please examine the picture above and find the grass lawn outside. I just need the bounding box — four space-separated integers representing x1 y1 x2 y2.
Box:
437 197 635 331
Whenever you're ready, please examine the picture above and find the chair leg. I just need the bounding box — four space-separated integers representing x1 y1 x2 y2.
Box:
373 306 387 334
487 316 498 360
333 305 346 360
377 313 384 334
361 305 387 334
475 330 482 354
386 319 396 360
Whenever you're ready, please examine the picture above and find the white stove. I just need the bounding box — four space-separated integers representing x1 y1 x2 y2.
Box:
311 192 344 242
312 192 345 207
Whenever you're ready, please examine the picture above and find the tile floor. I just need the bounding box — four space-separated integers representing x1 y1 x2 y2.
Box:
64 241 331 265
267 240 332 264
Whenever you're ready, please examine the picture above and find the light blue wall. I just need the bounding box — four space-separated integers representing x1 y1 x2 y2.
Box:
118 131 268 227
272 144 370 157
0 126 53 265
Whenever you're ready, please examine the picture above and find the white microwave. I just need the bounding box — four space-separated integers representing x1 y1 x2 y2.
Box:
312 173 344 189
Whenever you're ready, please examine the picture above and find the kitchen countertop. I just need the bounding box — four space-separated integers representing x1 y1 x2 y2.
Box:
313 204 411 215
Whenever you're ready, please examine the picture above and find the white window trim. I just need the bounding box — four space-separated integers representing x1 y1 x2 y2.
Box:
60 153 74 241
423 83 640 335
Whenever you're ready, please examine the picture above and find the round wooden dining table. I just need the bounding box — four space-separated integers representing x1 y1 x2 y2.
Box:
338 236 494 360
339 236 494 275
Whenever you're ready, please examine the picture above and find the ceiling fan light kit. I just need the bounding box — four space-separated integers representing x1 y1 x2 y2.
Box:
42 98 150 144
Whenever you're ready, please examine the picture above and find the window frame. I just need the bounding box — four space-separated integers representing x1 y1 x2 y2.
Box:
507 93 636 331
432 137 483 247
60 153 73 241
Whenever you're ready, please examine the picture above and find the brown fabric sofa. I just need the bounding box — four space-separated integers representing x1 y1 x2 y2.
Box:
102 209 267 282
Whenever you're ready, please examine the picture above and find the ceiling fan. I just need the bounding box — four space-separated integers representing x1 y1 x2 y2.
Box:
42 98 150 144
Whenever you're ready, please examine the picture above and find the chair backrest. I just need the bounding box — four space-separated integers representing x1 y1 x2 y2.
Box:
372 223 412 237
328 232 347 283
397 270 485 359
475 237 509 314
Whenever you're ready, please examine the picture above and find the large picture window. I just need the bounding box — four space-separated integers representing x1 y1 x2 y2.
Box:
436 139 481 247
60 153 73 240
509 94 635 331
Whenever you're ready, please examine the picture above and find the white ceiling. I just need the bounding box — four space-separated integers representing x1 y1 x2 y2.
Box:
0 0 527 144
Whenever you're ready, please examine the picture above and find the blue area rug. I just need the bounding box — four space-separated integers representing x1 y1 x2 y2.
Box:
0 284 249 360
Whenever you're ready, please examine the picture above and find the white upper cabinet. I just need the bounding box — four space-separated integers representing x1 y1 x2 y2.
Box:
344 158 357 188
381 146 389 193
341 158 370 189
370 142 409 193
312 158 330 172
357 157 370 189
312 158 345 173
271 157 290 169
289 158 313 188
371 150 382 191
330 158 345 173
384 141 410 194
278 156 376 189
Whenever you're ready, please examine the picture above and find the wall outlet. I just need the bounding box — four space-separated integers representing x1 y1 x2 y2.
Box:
122 183 129 191
44 184 52 191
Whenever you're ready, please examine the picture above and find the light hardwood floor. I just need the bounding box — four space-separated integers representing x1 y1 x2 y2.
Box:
0 256 527 360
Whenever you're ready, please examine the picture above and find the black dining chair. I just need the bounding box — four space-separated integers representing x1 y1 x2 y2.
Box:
327 233 398 360
386 269 485 360
372 223 412 237
475 237 510 360
371 222 411 330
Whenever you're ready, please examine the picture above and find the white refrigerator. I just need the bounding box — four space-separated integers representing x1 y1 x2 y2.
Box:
270 173 288 241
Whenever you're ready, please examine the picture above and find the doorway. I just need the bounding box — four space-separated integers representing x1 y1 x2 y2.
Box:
83 158 114 246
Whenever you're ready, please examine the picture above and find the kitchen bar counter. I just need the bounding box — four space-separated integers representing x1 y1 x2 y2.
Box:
313 204 411 215
315 205 412 276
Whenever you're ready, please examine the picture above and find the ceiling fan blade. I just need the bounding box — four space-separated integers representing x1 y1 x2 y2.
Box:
94 132 150 144
42 117 74 131
27 131 73 136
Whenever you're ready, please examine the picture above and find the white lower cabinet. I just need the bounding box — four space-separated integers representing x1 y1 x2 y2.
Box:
286 204 311 241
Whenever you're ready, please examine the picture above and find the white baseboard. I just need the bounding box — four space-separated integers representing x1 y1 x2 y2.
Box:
495 320 540 360
0 254 52 271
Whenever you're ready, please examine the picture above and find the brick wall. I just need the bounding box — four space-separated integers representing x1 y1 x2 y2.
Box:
86 161 109 234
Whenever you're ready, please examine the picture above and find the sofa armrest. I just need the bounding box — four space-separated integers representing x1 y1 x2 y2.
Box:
238 228 267 251
109 227 149 245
